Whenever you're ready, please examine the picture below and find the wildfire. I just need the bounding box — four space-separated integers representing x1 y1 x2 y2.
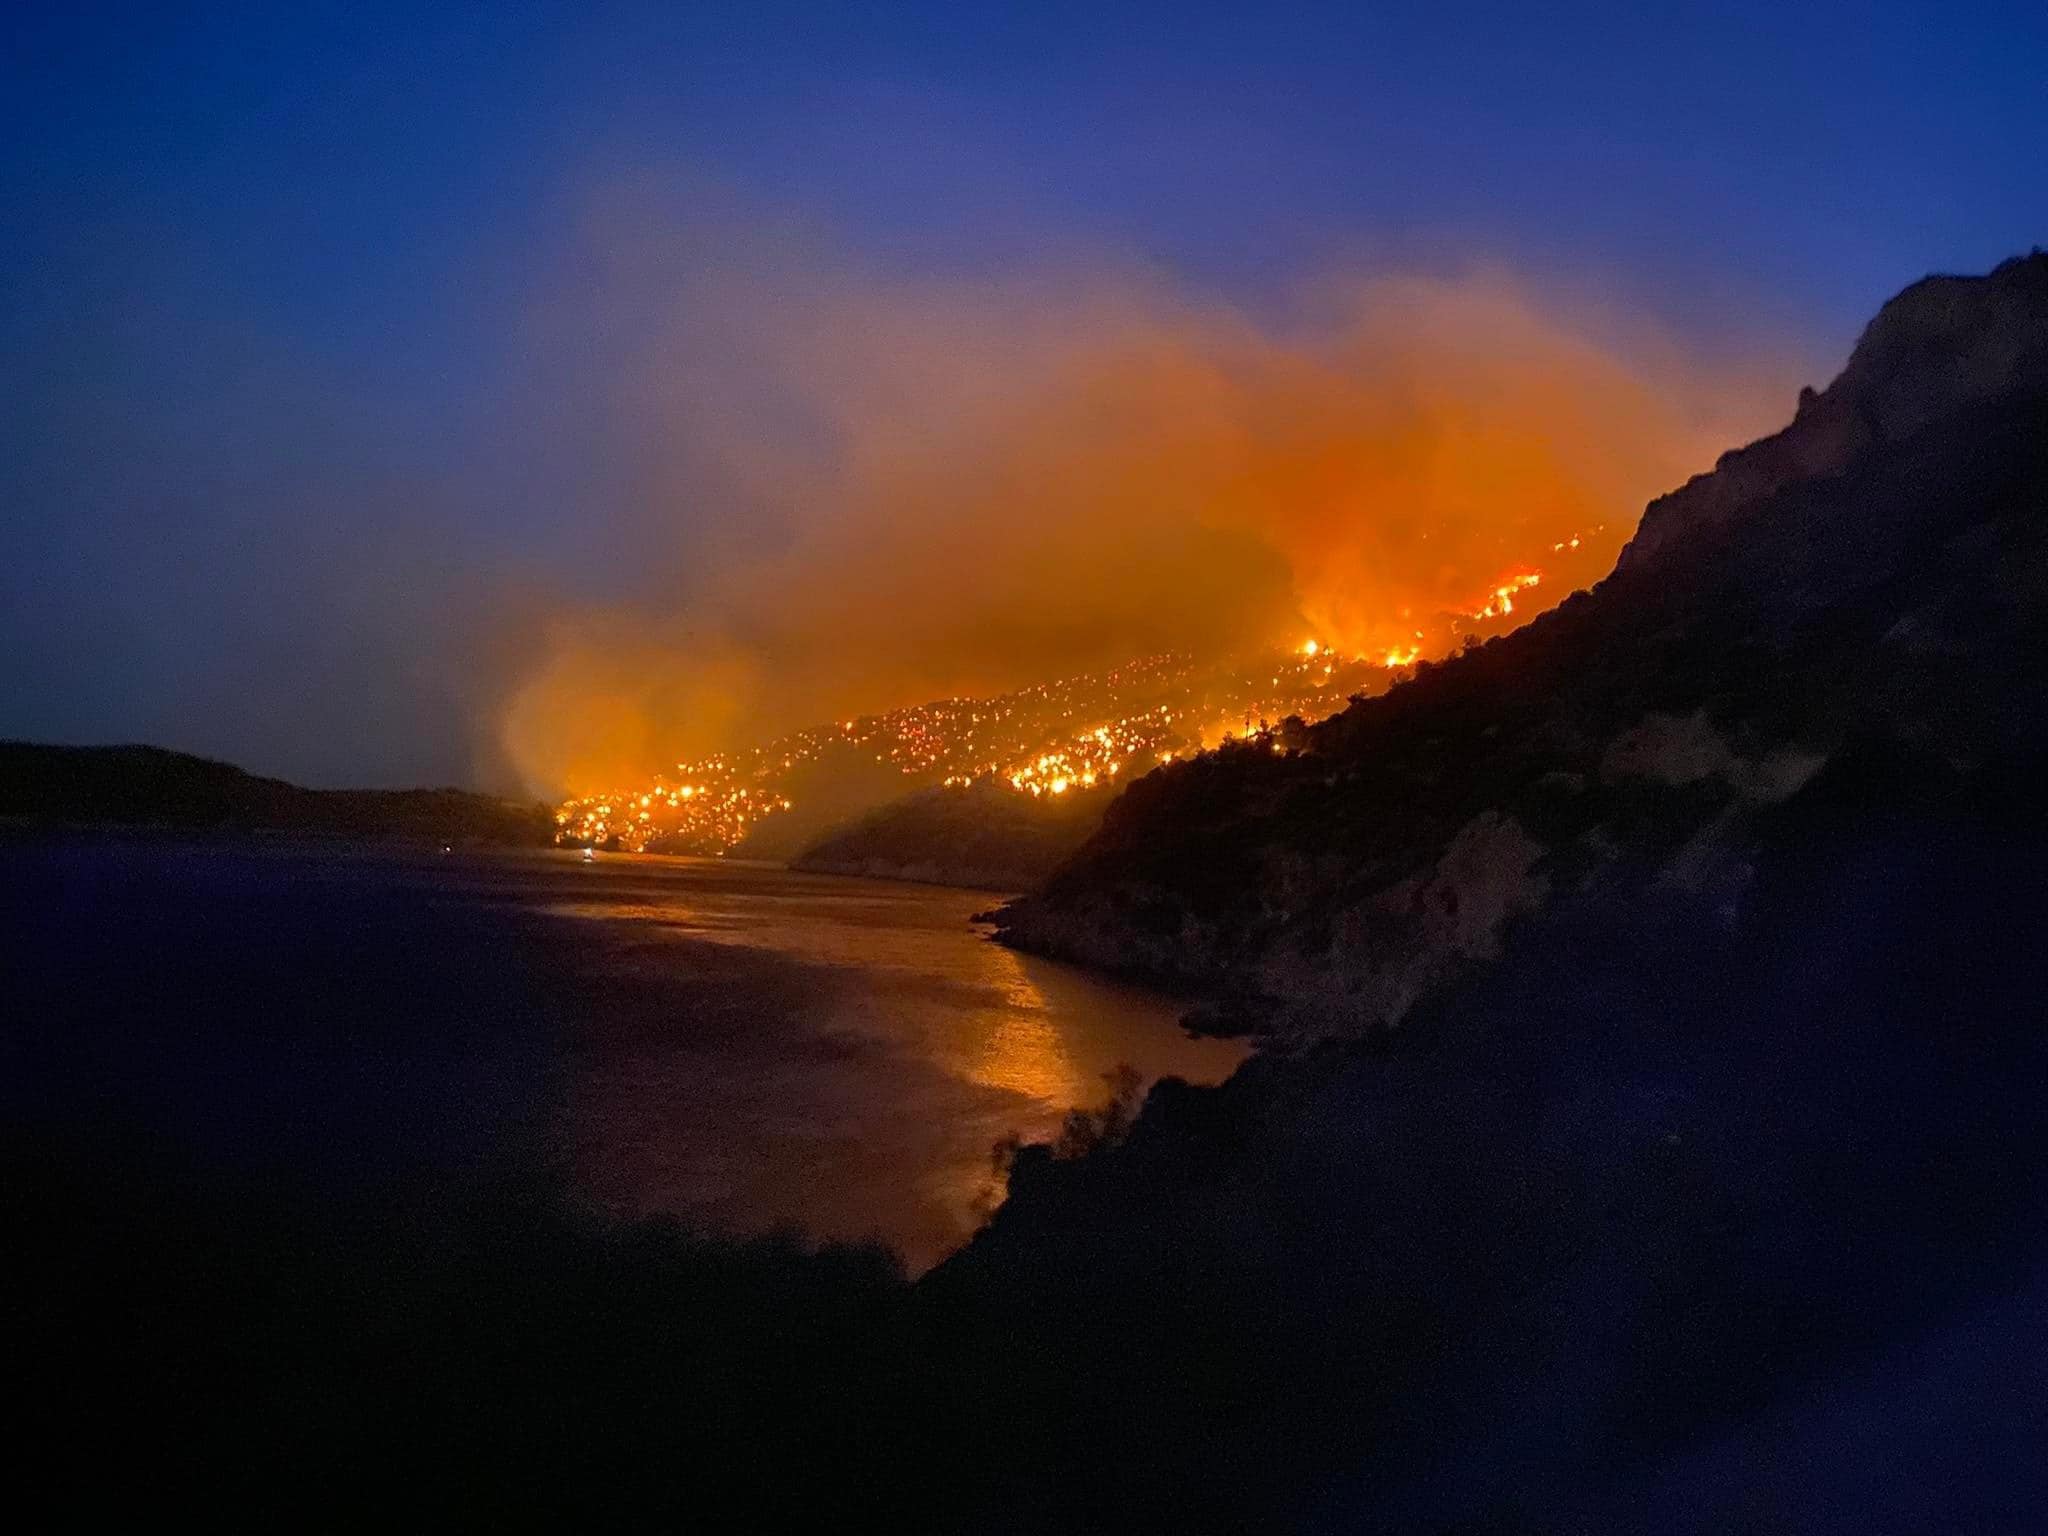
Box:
554 641 1398 851
555 561 1566 854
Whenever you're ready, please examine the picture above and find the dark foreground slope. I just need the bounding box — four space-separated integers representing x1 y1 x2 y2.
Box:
912 808 2048 1530
0 741 553 844
995 252 2048 1038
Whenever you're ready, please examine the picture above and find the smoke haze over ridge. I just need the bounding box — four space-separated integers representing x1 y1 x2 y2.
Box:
498 204 1797 796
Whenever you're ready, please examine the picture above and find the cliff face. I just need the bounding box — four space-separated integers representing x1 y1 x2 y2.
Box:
1621 252 2048 571
993 254 2048 1037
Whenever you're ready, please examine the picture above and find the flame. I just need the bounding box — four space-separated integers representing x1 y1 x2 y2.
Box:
1470 572 1544 621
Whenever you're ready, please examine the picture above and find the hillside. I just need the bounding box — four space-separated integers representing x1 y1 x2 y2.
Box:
0 742 555 846
994 252 2048 1038
556 649 1393 857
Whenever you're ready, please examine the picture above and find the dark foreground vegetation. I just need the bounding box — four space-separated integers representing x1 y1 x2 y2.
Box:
0 741 554 845
11 259 2048 1528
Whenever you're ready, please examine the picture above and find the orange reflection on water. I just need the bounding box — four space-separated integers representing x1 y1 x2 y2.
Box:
963 950 1086 1104
529 851 1246 1268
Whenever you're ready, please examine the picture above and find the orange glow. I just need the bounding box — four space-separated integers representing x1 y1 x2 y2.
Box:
493 251 1793 800
551 644 1406 852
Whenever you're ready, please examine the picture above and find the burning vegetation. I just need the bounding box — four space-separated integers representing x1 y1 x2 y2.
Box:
555 545 1588 856
554 643 1391 853
495 245 1792 810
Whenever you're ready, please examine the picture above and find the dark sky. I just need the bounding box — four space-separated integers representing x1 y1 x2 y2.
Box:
5 1 2043 789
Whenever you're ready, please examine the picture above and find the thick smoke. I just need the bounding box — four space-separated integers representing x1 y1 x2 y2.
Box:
497 214 1793 796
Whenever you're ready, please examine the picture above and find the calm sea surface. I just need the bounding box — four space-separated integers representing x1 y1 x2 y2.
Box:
1 840 1243 1269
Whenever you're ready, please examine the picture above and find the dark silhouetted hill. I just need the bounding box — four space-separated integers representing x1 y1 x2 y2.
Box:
0 741 554 845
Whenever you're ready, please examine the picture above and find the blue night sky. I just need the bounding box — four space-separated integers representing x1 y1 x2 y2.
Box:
5 1 2044 788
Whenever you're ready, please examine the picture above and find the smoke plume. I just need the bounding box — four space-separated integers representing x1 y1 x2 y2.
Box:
497 210 1794 796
